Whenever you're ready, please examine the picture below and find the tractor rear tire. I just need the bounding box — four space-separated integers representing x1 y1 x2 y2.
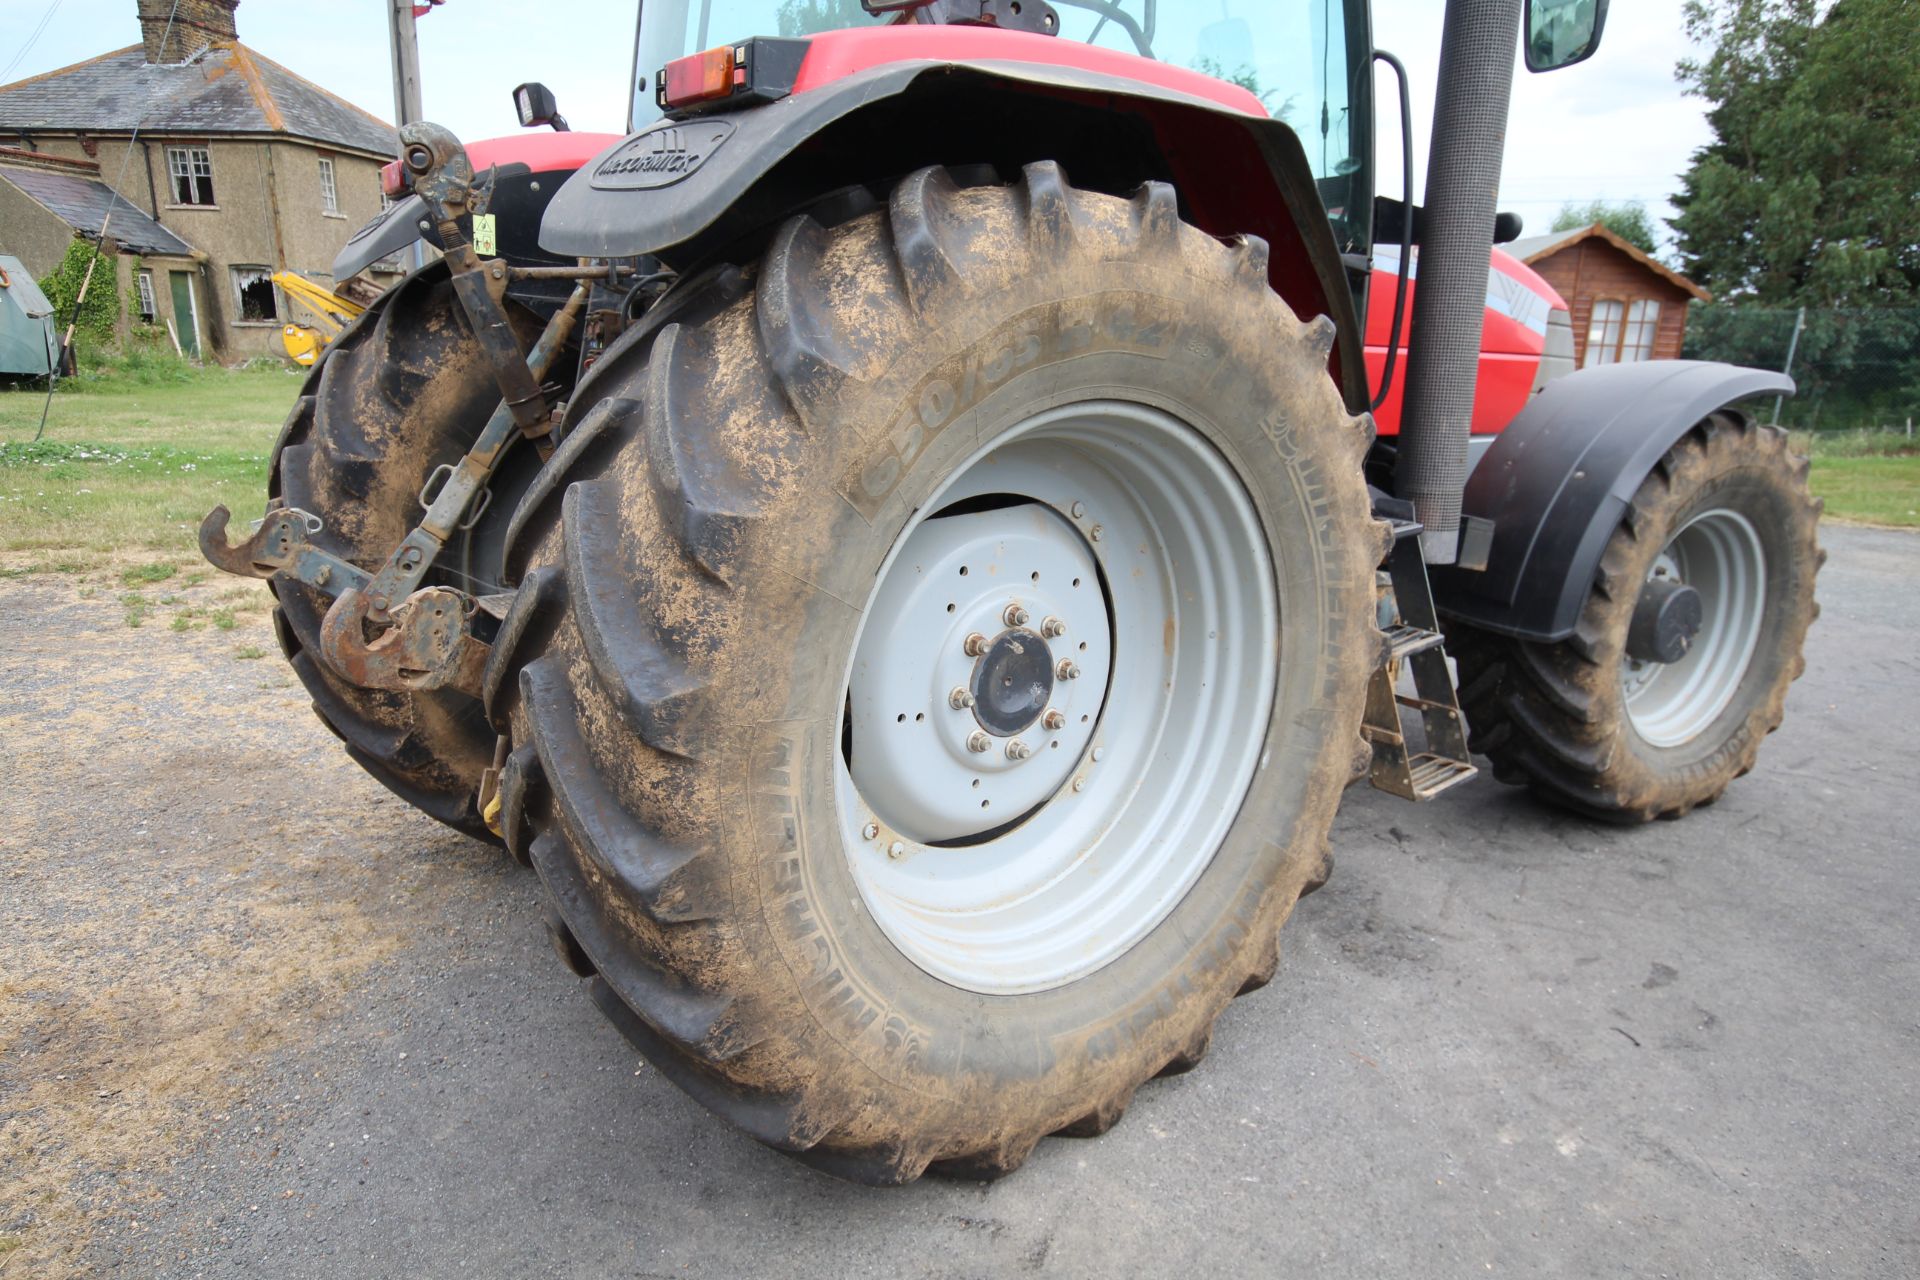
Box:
269 263 536 840
1451 411 1821 822
489 165 1383 1182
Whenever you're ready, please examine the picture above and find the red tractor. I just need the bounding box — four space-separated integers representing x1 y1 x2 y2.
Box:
203 0 1821 1183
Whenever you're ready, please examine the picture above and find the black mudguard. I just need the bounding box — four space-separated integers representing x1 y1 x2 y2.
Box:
537 59 1368 410
1431 360 1795 642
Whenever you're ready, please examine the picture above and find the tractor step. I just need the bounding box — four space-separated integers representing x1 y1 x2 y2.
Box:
1363 502 1478 803
1384 622 1446 660
1402 752 1480 800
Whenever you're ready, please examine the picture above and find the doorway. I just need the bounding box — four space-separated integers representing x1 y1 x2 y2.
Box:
168 271 200 358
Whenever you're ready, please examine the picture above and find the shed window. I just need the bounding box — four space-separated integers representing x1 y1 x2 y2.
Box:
1620 300 1662 363
136 270 156 323
166 146 214 205
318 156 338 213
1584 300 1624 367
232 266 278 322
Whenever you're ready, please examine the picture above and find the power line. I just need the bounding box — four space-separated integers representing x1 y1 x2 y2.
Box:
0 0 65 84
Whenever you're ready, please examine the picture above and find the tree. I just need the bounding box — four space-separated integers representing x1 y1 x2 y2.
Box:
1669 0 1920 307
1551 200 1659 255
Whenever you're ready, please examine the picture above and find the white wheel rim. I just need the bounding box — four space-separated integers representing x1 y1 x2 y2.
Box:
836 402 1279 995
1622 507 1767 748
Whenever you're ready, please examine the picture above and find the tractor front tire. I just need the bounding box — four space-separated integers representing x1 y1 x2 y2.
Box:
489 164 1383 1181
1452 411 1822 822
269 264 533 840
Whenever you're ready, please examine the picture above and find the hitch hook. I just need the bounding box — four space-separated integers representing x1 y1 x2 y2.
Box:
199 504 320 580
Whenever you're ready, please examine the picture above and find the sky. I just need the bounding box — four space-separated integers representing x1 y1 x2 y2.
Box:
1 0 1716 255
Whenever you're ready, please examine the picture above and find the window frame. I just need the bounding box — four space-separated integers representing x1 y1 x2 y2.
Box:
1619 298 1661 363
317 155 339 214
165 144 215 207
135 269 157 323
230 264 280 324
1583 297 1625 367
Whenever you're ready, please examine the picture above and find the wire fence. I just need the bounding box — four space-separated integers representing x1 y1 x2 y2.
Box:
1683 306 1920 438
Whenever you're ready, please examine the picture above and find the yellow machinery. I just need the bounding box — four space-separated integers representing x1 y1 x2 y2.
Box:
270 271 366 367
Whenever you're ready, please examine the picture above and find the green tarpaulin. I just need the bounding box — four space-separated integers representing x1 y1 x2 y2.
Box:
0 255 59 377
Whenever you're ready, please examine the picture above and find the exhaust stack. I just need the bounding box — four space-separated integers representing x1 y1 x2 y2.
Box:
1395 0 1522 564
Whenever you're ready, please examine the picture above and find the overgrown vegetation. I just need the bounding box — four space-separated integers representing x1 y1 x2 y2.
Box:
36 240 124 345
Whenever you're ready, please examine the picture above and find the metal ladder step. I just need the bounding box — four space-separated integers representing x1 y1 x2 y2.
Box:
1405 753 1478 800
1385 622 1446 661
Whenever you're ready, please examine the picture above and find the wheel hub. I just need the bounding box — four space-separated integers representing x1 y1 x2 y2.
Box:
1622 509 1766 746
971 629 1055 736
847 501 1109 844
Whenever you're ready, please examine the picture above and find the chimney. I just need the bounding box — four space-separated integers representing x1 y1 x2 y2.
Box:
138 0 240 64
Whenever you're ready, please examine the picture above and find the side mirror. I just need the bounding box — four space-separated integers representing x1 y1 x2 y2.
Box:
1524 0 1608 72
512 82 570 131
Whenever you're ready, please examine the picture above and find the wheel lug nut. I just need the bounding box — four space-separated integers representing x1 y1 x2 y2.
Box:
1006 739 1032 761
862 822 879 841
1056 659 1080 681
1089 524 1104 542
1004 604 1029 627
963 632 989 657
949 686 976 710
966 730 992 753
1070 501 1086 519
888 841 906 860
1043 709 1066 731
1040 615 1066 638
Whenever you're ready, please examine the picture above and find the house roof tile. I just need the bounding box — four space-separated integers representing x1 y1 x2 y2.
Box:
0 164 198 257
0 43 396 157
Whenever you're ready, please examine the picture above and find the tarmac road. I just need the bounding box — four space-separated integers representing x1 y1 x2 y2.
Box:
4 524 1915 1279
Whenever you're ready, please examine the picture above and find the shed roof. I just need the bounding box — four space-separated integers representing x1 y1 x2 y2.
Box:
0 43 397 157
1506 223 1712 303
0 254 56 318
0 164 198 257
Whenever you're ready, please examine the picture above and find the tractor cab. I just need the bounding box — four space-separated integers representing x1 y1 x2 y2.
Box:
628 0 1375 257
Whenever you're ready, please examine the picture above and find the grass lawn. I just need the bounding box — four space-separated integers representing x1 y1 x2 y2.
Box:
0 360 302 566
1794 431 1920 529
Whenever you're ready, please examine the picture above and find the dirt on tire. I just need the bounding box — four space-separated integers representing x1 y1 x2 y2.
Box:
1450 412 1823 822
487 163 1386 1182
268 264 550 840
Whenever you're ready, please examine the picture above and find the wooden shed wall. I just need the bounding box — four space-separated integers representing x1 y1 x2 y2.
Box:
1526 239 1695 366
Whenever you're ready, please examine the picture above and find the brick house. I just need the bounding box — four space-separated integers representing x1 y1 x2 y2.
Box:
1506 224 1712 369
0 0 400 361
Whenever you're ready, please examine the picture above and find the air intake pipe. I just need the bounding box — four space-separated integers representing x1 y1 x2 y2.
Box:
1396 0 1522 564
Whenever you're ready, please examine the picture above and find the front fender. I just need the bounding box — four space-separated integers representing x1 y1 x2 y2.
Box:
1431 360 1795 642
540 38 1365 409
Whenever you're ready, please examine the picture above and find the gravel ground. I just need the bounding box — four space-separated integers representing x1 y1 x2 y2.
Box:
3 523 1916 1280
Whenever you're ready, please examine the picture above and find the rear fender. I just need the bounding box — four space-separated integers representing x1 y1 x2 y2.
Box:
539 48 1365 409
1430 360 1795 642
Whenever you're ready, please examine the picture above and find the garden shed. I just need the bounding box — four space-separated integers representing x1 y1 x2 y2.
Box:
1506 223 1712 369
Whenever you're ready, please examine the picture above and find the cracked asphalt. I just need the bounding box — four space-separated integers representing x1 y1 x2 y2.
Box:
3 523 1915 1279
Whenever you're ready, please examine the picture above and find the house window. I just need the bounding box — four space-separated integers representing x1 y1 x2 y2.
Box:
232 266 278 322
1620 299 1662 363
318 156 338 213
1584 299 1624 367
136 270 157 323
166 146 214 205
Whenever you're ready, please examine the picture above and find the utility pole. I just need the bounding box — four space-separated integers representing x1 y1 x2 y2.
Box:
387 0 427 269
388 0 424 130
